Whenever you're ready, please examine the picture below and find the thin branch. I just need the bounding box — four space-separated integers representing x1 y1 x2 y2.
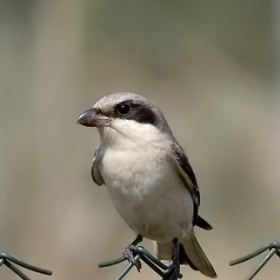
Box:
230 240 280 280
0 252 52 280
99 245 182 280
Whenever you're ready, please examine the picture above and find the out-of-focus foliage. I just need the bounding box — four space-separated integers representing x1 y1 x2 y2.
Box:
0 1 279 280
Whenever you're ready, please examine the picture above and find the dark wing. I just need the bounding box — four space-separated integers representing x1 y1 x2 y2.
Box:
172 142 212 230
91 147 105 186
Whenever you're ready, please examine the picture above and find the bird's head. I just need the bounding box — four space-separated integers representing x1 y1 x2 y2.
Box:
78 92 173 145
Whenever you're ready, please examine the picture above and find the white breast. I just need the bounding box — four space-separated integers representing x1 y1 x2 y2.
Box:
98 119 194 242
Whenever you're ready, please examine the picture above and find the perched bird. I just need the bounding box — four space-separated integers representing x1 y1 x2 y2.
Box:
78 92 217 279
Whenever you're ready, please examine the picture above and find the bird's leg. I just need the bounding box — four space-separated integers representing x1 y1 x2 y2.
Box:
162 238 181 280
123 234 143 272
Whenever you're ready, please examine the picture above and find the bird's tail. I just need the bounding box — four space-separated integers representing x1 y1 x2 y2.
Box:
155 230 217 278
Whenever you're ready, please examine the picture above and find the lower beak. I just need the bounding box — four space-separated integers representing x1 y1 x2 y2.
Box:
78 108 109 127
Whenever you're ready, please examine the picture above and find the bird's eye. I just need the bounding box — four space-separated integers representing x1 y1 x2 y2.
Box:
118 104 130 115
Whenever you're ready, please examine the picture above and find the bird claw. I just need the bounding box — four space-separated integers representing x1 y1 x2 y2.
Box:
123 245 142 272
162 263 181 280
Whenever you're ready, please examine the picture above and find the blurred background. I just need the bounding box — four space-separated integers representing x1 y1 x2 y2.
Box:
1 1 280 279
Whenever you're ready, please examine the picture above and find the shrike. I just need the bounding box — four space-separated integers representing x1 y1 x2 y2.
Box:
78 92 217 279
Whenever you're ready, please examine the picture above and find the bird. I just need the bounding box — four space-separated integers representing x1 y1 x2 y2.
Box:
78 92 217 279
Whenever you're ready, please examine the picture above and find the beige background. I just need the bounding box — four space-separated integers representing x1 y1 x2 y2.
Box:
1 1 280 280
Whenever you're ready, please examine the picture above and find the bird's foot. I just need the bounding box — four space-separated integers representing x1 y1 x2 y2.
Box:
162 263 181 280
123 245 142 272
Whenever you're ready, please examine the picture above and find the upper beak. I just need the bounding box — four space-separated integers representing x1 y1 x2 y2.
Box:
77 108 110 127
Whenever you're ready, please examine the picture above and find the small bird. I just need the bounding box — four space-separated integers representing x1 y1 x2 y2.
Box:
78 93 217 279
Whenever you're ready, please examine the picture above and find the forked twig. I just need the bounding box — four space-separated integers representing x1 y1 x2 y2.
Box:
99 246 182 280
230 240 280 280
0 252 52 280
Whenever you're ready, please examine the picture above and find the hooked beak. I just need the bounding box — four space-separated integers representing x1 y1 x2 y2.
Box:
77 108 110 127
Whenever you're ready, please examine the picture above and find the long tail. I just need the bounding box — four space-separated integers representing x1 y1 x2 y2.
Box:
182 230 217 277
155 231 217 278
